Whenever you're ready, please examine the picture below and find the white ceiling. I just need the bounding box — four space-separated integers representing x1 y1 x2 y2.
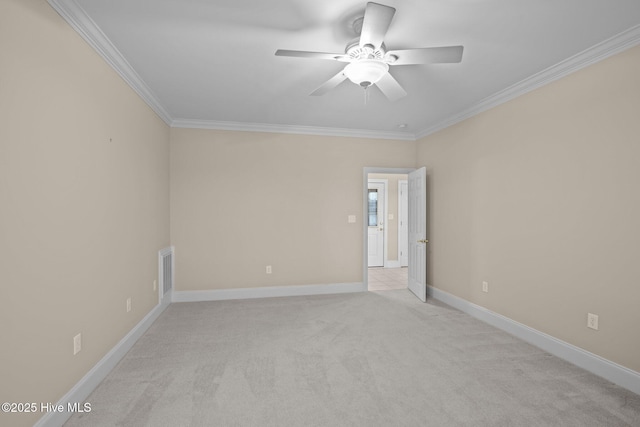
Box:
49 0 640 140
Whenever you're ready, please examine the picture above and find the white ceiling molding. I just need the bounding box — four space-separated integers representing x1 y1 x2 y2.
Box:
47 0 173 125
415 24 640 141
171 119 417 141
48 0 639 141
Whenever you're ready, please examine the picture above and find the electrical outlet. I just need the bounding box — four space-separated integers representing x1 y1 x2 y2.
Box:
482 281 489 293
126 297 131 313
587 313 599 330
153 280 157 291
266 265 272 274
73 333 82 355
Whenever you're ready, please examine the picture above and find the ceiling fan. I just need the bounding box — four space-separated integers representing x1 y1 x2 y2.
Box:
275 2 464 102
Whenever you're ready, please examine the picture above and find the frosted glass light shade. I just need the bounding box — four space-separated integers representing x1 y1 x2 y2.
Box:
344 60 389 87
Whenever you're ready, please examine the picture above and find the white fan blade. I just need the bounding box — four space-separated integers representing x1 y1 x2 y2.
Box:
359 2 396 50
375 72 407 102
310 70 348 96
275 49 351 62
386 46 464 65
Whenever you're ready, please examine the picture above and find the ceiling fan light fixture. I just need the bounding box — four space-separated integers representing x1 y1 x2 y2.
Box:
275 2 462 101
344 60 389 88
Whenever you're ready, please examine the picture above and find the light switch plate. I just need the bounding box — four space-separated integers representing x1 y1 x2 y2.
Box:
348 215 356 223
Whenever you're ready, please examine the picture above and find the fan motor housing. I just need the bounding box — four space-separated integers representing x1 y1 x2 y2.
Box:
345 39 386 61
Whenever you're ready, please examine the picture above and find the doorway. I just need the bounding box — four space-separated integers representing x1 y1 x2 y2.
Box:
363 167 428 301
364 169 411 291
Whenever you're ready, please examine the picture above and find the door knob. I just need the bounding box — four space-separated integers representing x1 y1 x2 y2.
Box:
418 239 429 244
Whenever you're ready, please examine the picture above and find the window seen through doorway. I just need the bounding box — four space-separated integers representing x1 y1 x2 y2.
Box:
368 189 378 226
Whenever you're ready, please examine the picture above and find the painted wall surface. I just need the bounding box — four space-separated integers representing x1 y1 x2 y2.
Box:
3 1 639 424
170 128 416 291
368 173 408 263
417 45 640 373
0 1 170 426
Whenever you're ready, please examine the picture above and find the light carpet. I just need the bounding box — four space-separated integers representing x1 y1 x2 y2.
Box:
65 290 640 426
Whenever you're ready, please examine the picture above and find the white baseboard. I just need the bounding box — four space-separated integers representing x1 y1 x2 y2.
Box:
34 283 361 426
428 285 640 396
34 296 171 427
384 260 402 268
172 282 365 303
38 281 638 427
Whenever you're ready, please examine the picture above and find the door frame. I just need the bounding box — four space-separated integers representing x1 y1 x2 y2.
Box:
363 167 416 290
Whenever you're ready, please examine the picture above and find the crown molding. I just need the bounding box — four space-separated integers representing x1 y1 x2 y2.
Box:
47 0 173 125
46 0 413 141
415 24 640 140
170 118 417 141
48 0 639 142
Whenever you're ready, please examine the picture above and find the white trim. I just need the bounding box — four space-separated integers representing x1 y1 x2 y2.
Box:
416 25 640 140
47 0 173 125
172 282 365 303
34 297 171 427
46 0 640 141
170 119 415 141
428 285 640 396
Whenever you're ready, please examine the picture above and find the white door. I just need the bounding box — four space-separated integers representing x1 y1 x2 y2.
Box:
398 180 408 267
408 167 427 302
367 182 385 267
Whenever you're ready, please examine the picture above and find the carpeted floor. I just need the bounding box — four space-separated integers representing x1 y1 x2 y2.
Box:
65 290 640 426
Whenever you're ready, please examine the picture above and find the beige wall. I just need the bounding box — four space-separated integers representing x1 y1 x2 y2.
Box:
3 2 639 424
417 45 640 373
0 2 170 426
368 173 408 262
170 128 416 290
